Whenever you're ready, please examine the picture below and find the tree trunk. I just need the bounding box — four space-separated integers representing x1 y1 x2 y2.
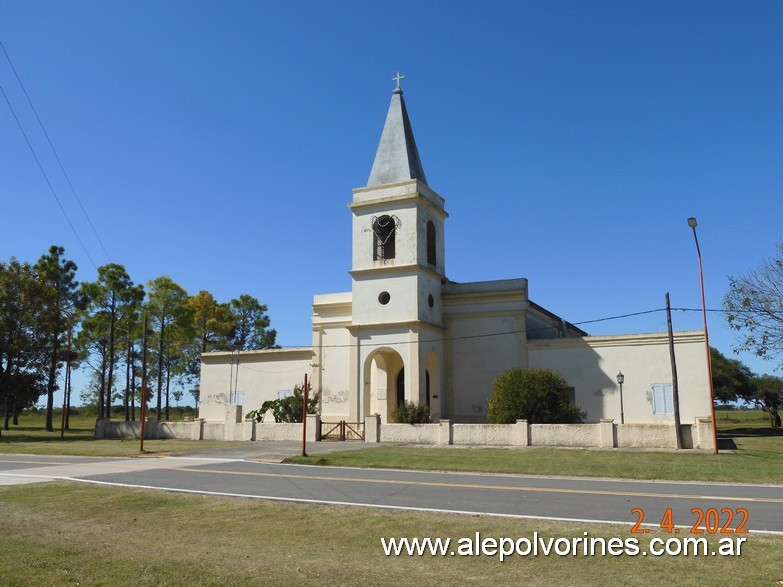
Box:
3 396 10 431
4 359 15 430
45 336 59 431
65 381 71 430
156 321 165 421
124 340 131 421
12 401 19 425
130 347 137 422
3 371 11 431
106 310 117 423
0 356 4 437
141 316 148 421
165 361 171 421
99 352 107 420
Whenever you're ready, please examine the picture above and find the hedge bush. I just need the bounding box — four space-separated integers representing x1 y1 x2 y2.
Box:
246 383 319 423
391 400 431 424
487 367 585 424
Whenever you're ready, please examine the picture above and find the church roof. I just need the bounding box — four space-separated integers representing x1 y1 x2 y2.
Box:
367 87 428 187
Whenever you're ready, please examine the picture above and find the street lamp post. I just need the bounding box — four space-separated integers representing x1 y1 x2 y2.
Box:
687 217 719 454
616 371 625 424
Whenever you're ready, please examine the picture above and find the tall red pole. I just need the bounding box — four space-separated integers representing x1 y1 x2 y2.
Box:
301 373 308 457
688 218 719 454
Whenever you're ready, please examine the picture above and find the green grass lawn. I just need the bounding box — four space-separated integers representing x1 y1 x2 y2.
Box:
0 413 236 457
0 482 779 587
284 410 783 485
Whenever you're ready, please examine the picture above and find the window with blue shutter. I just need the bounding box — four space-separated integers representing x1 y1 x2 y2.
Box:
651 384 674 415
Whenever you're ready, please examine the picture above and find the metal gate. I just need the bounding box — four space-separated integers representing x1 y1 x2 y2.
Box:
320 420 364 441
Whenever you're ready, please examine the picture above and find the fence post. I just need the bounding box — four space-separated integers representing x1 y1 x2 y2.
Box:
438 419 452 445
696 417 713 451
514 420 530 446
364 414 380 443
306 414 320 442
600 419 615 448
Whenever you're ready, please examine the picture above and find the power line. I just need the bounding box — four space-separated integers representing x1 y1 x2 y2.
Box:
673 307 780 315
81 305 743 356
1 85 98 270
1 41 112 263
572 308 664 326
228 309 646 350
0 41 111 263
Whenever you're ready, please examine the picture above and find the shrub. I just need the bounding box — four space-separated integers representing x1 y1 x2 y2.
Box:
487 367 585 424
246 382 319 423
391 400 431 424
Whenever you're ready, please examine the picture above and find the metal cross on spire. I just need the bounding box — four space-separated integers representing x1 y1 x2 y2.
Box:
392 71 405 89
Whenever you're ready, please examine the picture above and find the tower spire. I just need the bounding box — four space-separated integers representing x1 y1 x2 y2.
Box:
367 74 427 187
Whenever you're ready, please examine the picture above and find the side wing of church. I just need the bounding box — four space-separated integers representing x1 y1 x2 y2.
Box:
198 84 711 430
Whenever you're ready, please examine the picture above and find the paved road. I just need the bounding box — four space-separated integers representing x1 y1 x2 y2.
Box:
1 453 781 534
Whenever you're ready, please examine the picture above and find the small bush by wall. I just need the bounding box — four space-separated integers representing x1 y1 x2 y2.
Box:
391 401 431 424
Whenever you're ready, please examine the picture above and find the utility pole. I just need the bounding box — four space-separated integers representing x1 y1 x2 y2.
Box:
665 293 682 449
687 217 719 454
301 373 308 457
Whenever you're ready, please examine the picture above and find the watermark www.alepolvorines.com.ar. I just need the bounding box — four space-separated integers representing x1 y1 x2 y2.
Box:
380 531 747 561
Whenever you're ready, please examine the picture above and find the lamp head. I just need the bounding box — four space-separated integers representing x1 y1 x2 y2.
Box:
687 217 698 228
616 371 625 385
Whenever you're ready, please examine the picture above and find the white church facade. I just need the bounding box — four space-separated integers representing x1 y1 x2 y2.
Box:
198 83 712 439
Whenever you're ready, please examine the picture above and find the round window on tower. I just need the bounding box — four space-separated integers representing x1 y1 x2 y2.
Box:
378 291 391 305
428 294 434 308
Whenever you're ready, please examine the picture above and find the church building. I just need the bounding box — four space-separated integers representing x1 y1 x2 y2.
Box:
199 81 711 431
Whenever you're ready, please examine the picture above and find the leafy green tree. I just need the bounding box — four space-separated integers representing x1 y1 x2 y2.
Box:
120 297 145 421
81 264 143 420
161 320 192 420
189 291 233 354
75 311 110 417
35 246 79 430
0 259 48 434
3 370 45 430
725 243 783 361
183 291 233 398
487 367 584 424
146 277 191 420
228 294 277 350
752 374 782 428
708 348 782 427
710 347 757 405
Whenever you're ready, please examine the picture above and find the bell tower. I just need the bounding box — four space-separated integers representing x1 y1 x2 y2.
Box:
349 78 447 328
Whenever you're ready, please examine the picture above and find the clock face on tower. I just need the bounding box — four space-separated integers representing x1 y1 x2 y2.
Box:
371 215 401 261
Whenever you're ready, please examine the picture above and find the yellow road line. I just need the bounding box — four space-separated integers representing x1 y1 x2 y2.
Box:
3 458 780 504
165 466 783 504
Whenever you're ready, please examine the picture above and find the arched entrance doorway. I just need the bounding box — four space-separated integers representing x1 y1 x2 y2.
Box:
396 368 405 409
363 348 404 423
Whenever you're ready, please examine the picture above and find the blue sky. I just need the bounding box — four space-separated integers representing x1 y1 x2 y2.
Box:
2 1 782 405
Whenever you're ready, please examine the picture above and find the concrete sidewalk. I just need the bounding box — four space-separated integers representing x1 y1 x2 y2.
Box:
0 455 235 486
0 440 378 486
169 438 381 461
